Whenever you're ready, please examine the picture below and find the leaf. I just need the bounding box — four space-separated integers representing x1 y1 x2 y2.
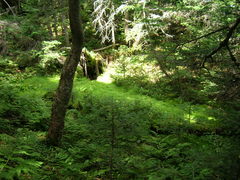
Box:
13 150 30 156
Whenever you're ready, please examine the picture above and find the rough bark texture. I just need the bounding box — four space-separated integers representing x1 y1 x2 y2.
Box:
47 0 83 146
61 13 70 46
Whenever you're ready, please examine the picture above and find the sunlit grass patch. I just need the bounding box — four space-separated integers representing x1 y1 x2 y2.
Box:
19 76 58 97
20 75 223 132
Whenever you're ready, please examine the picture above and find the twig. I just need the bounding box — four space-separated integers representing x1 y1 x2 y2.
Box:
203 17 240 67
93 43 119 52
160 26 229 65
181 26 228 46
2 0 16 16
226 44 239 68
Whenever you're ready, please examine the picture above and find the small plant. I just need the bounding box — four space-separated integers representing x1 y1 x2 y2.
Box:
37 40 63 74
0 81 50 132
0 132 43 180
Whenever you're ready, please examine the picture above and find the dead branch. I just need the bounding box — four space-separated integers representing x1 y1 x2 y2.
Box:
182 26 228 46
205 17 240 59
93 43 119 52
202 17 240 67
226 44 239 68
2 0 16 16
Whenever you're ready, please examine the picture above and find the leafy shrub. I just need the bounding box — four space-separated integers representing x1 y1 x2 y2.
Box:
0 82 50 132
15 51 39 69
137 134 240 180
37 40 63 74
0 57 18 74
0 131 43 180
61 92 150 178
0 76 238 179
60 92 240 179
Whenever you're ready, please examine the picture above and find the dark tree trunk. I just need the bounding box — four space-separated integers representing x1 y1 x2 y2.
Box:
47 0 83 146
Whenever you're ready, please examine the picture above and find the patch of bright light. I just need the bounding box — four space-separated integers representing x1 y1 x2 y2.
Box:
47 76 59 82
208 117 216 121
184 114 196 123
97 72 113 84
97 63 116 84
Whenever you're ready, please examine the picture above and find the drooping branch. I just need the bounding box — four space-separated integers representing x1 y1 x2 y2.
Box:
226 44 239 68
181 26 228 46
171 18 239 57
163 26 229 61
204 17 240 61
92 0 116 44
93 43 119 52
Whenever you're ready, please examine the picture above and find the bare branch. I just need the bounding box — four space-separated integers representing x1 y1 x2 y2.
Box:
162 25 230 63
92 0 117 44
205 17 240 59
181 26 229 46
2 0 16 16
93 43 119 52
226 44 240 68
200 17 240 68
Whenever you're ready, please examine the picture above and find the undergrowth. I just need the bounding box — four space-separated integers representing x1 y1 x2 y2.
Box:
0 75 239 179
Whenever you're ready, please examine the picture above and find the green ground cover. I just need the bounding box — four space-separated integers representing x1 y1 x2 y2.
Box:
0 75 239 179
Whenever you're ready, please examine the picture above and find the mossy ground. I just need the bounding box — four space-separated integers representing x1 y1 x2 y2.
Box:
0 75 239 179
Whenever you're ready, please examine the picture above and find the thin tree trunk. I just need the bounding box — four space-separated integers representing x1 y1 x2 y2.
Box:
124 12 129 35
109 105 115 180
53 15 58 38
95 59 99 77
59 0 70 46
47 22 53 37
61 14 70 46
47 0 84 146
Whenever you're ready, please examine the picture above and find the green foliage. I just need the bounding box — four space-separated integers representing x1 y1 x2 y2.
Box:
81 48 104 80
0 75 239 179
1 0 240 179
0 80 50 132
15 51 39 69
61 90 240 179
139 134 240 180
0 131 43 180
0 57 18 74
37 40 63 74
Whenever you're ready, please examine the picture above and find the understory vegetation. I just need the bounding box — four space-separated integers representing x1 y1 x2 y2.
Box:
0 0 240 179
1 64 240 179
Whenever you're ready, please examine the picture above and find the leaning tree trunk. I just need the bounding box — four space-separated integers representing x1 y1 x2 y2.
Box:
47 0 83 146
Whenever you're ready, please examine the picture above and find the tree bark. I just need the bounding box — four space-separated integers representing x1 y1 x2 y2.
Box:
59 0 70 46
53 15 58 38
47 0 83 146
46 20 53 38
61 13 70 46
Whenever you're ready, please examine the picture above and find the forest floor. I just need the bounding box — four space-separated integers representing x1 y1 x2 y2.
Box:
1 75 240 179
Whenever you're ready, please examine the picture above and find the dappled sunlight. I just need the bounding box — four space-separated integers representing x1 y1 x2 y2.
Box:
19 76 58 97
97 63 115 84
97 71 113 83
1 0 239 178
183 110 219 130
208 116 216 121
46 75 59 82
21 75 222 131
